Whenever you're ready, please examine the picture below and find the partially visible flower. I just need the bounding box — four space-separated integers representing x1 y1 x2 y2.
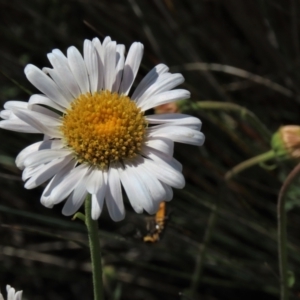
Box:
271 125 300 159
0 37 205 221
154 102 179 114
0 285 22 300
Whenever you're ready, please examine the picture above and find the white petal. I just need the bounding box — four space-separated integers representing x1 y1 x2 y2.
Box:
16 139 64 169
40 160 77 207
25 64 70 108
103 41 117 91
119 42 144 95
24 154 73 189
1 110 23 121
102 36 112 48
92 38 103 57
84 40 98 93
145 137 174 156
4 101 28 110
67 46 90 94
62 179 88 216
147 125 205 146
146 113 201 130
51 49 68 64
7 286 16 300
86 168 103 194
116 44 125 62
92 38 104 91
28 94 65 113
141 156 185 189
1 102 29 121
24 149 71 168
112 45 125 92
118 166 144 213
43 67 74 103
91 172 107 220
132 64 169 100
1 102 28 122
105 166 125 221
135 73 184 106
16 141 45 169
169 157 182 172
48 50 81 98
142 145 171 162
142 148 182 172
161 182 173 201
17 106 61 123
49 164 89 205
139 89 190 111
120 162 164 214
30 104 61 119
131 163 165 213
22 164 44 181
15 291 23 300
91 194 101 220
0 119 40 133
0 110 12 120
13 108 63 138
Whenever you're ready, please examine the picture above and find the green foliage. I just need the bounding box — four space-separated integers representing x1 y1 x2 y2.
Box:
287 271 295 288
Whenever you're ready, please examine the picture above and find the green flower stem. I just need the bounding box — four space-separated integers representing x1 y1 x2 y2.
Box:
225 150 276 180
180 101 272 143
278 189 289 300
85 194 104 300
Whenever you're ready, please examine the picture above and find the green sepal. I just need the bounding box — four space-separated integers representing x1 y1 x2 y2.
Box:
72 212 86 222
271 131 289 159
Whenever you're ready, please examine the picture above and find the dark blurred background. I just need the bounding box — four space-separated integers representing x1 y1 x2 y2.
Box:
1 0 300 299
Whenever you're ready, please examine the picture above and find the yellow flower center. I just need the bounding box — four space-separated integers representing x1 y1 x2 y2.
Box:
60 91 147 169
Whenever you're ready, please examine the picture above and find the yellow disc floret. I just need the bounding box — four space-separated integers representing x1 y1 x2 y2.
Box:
60 90 147 169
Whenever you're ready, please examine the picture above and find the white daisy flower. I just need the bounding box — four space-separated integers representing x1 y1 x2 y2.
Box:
0 37 205 221
0 285 23 300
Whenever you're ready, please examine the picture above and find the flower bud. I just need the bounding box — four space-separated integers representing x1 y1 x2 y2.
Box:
271 125 300 159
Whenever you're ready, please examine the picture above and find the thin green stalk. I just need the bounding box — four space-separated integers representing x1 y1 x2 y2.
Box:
277 162 300 300
189 196 220 297
180 101 272 143
85 194 104 300
0 70 33 96
225 150 276 180
278 191 288 300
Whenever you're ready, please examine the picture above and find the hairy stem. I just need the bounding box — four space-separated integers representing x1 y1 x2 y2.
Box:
85 194 104 300
277 162 300 300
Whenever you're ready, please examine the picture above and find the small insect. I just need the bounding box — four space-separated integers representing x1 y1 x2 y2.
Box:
143 201 167 243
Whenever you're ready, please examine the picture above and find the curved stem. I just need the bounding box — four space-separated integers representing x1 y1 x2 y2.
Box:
278 192 288 300
85 194 104 300
277 162 300 300
225 150 276 180
180 101 272 143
